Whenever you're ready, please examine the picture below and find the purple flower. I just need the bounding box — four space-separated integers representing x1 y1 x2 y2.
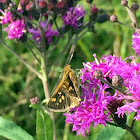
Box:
0 10 12 24
4 19 25 39
28 28 41 44
64 54 140 136
45 24 59 44
28 20 59 44
64 85 112 137
132 31 140 56
62 6 86 29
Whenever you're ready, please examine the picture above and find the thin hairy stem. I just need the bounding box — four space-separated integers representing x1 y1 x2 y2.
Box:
27 37 41 51
131 112 137 129
125 6 139 29
100 78 126 95
38 22 56 140
65 33 78 65
124 124 140 140
63 123 70 140
25 42 41 64
48 31 73 74
46 36 61 58
77 29 88 40
0 39 42 79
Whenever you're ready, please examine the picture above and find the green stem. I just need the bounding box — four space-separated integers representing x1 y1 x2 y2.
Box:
38 22 56 140
131 112 137 129
63 123 70 140
48 31 73 74
124 124 140 140
117 21 133 28
25 42 41 64
27 37 41 52
65 33 78 65
46 36 61 58
100 78 126 95
125 6 139 29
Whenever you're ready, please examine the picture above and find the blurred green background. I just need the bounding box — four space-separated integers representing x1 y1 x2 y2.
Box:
0 0 140 140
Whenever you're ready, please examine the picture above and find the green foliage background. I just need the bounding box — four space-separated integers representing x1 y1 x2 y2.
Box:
0 0 140 140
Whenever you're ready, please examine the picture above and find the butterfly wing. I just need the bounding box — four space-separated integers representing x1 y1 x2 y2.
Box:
47 88 71 112
47 65 80 112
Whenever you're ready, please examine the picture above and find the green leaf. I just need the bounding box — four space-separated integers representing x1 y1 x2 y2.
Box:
0 116 34 140
95 125 126 140
36 110 53 140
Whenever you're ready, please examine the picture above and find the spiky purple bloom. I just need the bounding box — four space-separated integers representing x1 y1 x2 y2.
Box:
64 83 113 137
132 31 140 56
0 10 12 24
62 6 86 29
64 54 140 136
28 20 59 44
4 19 25 39
45 24 59 44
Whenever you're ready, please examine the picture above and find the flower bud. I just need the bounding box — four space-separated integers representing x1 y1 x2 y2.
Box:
47 3 54 11
56 1 65 9
97 13 109 23
90 5 98 21
26 2 34 11
39 0 47 8
20 0 29 6
131 2 139 11
93 69 103 79
0 0 7 3
91 4 98 14
30 96 38 104
112 75 124 88
121 0 128 6
110 15 118 22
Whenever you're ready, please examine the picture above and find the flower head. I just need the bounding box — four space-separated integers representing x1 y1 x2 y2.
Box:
64 54 140 136
64 85 112 137
4 19 25 39
0 10 12 24
29 20 59 44
132 31 140 56
62 6 85 29
45 24 59 44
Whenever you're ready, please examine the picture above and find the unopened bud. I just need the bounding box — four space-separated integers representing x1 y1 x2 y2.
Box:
56 1 65 9
97 13 109 23
26 2 34 11
0 0 7 3
47 3 54 11
39 1 47 8
112 75 123 88
20 0 29 6
30 96 38 104
131 2 139 11
121 0 128 6
110 15 118 22
91 4 98 14
93 69 103 79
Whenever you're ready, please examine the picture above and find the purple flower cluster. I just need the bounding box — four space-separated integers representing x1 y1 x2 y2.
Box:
0 10 12 24
0 10 59 43
62 6 86 29
132 31 140 56
0 10 25 40
4 19 26 40
29 20 59 44
64 54 140 136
